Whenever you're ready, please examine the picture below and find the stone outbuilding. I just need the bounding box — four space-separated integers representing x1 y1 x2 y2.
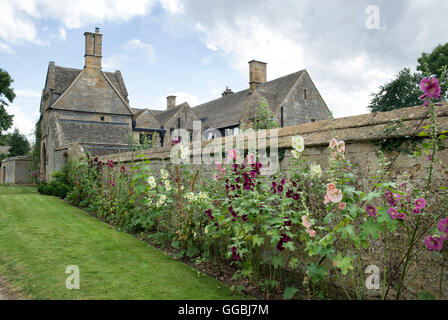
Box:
0 156 33 184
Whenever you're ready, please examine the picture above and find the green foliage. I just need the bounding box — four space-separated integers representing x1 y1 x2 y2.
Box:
417 42 448 99
368 68 423 113
251 98 279 130
31 120 41 172
0 68 15 136
38 165 72 198
3 128 30 157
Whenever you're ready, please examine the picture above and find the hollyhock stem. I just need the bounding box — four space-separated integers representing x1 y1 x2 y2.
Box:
440 249 447 300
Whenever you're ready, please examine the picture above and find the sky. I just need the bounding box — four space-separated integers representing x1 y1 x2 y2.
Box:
1 0 448 142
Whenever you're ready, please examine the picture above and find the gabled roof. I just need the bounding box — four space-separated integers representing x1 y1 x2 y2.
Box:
51 64 129 101
192 70 305 129
153 102 190 125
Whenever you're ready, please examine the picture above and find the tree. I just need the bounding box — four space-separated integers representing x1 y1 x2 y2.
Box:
368 68 423 113
417 43 448 100
0 69 15 141
252 98 279 130
4 128 30 157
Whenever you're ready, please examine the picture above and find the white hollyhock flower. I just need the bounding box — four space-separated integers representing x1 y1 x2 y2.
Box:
291 135 305 152
310 163 322 178
160 168 169 179
148 176 157 188
291 149 301 159
164 180 171 192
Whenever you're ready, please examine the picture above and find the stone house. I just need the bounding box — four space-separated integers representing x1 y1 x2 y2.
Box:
38 28 330 179
0 156 33 184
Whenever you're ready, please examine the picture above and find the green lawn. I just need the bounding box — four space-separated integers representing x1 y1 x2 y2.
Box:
0 186 243 299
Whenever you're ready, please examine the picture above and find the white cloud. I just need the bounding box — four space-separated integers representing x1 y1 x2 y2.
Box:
0 41 15 54
160 0 183 14
155 91 200 109
103 38 156 70
58 27 67 40
5 103 37 141
15 89 42 99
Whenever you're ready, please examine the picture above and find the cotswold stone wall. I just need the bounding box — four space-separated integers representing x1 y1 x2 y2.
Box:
100 104 448 299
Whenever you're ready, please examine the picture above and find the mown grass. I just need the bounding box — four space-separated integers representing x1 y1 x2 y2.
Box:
0 187 244 299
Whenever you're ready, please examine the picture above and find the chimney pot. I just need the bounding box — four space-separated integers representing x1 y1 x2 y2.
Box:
221 86 234 97
167 95 176 109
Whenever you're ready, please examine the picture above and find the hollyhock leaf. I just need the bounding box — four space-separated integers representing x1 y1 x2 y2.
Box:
360 219 384 240
341 224 356 240
283 287 298 300
272 256 284 269
252 235 265 247
283 241 295 251
363 190 382 202
308 263 328 283
333 253 354 276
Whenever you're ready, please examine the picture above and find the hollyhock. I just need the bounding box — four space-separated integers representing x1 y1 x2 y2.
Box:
231 246 241 261
276 241 285 251
388 208 399 220
302 215 312 229
286 190 293 198
205 209 214 221
284 218 292 226
293 193 300 201
329 138 338 149
420 77 441 100
338 202 347 210
327 183 336 193
310 163 322 178
308 230 316 238
336 140 345 153
412 208 421 215
424 236 444 251
366 205 378 217
227 148 237 161
414 198 426 209
241 214 248 222
397 212 406 221
437 218 448 234
280 233 291 243
328 189 343 203
324 194 330 205
292 135 305 152
277 185 284 193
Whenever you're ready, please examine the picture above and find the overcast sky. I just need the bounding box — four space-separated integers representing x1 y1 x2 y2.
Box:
1 0 447 141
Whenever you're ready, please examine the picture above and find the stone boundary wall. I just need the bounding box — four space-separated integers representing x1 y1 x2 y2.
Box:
99 104 448 299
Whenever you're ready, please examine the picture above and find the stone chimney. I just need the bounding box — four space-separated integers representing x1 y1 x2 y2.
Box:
167 95 176 109
248 60 267 92
221 86 233 97
84 27 102 69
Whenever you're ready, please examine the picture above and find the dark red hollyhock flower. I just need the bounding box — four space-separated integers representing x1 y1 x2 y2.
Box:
236 177 241 184
276 241 285 251
94 157 99 163
281 178 286 185
280 233 291 243
236 184 241 189
231 185 236 191
120 165 126 173
277 185 284 193
286 190 293 198
229 206 237 218
205 209 214 221
241 214 248 222
293 193 300 201
292 181 297 187
284 218 292 226
231 246 241 261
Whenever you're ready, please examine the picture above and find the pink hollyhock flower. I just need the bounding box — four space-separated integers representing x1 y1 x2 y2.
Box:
412 208 421 215
327 183 336 193
388 208 399 220
328 189 343 203
438 218 448 234
329 138 338 149
420 77 441 100
424 236 444 251
414 198 426 209
336 141 345 153
366 205 377 217
324 194 330 205
227 148 237 161
338 202 347 210
309 230 316 238
397 212 406 221
302 216 312 229
424 100 430 107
